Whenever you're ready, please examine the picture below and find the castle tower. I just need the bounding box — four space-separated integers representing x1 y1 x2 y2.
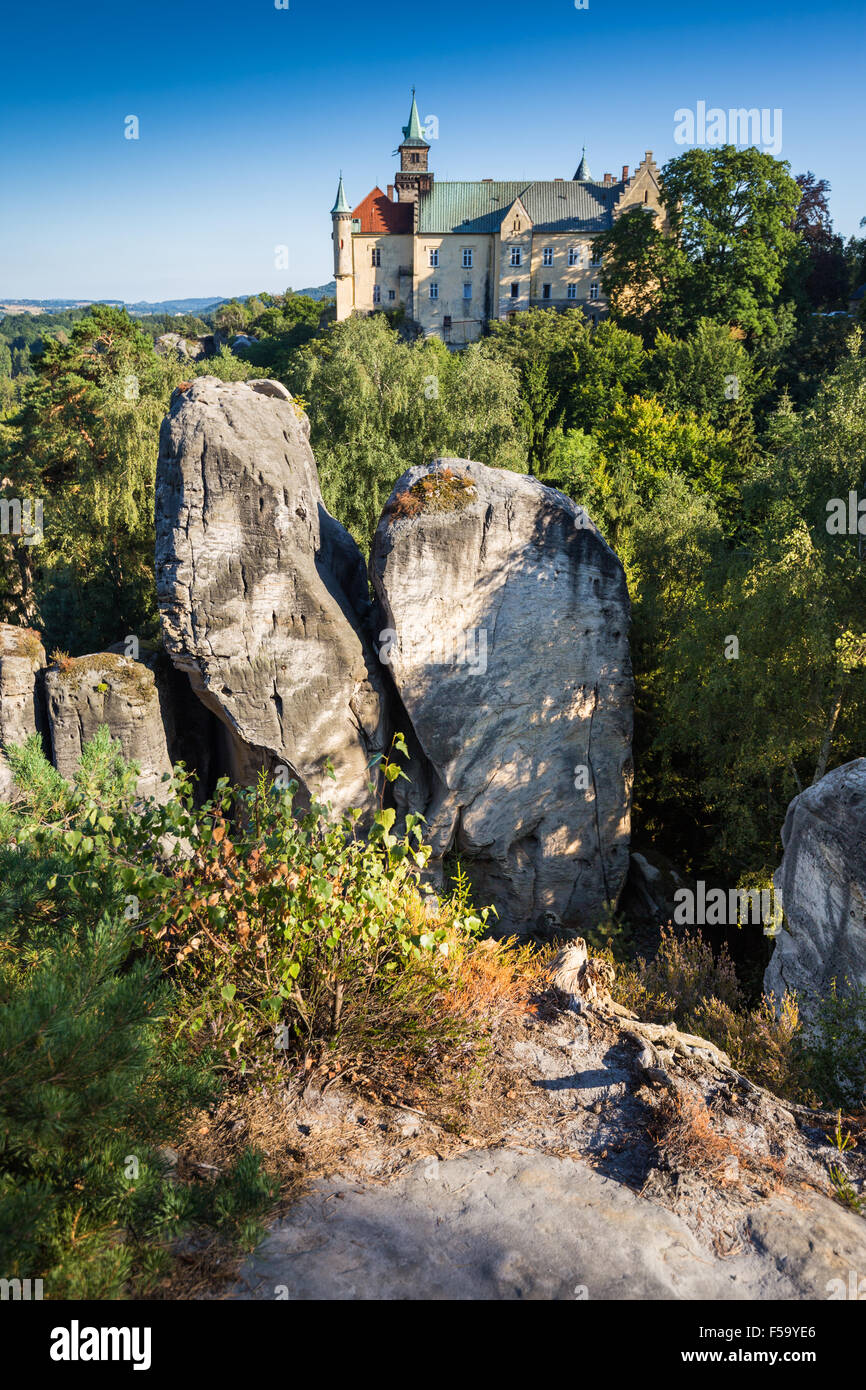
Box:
573 146 592 180
330 174 353 320
394 90 432 203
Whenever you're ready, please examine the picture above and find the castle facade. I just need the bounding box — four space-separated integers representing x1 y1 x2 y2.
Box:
331 95 667 344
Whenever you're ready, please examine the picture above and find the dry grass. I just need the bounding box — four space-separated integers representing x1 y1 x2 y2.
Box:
388 467 478 521
648 1089 792 1197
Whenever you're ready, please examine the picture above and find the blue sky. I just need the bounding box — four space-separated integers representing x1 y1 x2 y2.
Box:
0 0 863 301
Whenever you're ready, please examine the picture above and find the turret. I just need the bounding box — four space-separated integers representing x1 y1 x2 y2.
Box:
330 174 353 280
573 145 592 181
394 90 432 203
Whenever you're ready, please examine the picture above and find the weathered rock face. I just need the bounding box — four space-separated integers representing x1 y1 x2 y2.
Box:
764 759 866 1018
45 653 175 802
106 640 220 800
370 458 633 933
0 624 47 799
155 378 388 816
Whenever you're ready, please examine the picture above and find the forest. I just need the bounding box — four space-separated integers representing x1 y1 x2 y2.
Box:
2 144 866 1296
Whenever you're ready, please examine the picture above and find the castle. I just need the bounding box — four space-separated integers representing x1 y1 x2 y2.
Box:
331 94 668 344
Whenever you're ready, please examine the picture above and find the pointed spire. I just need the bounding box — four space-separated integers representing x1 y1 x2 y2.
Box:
400 89 429 146
330 173 350 215
574 145 592 181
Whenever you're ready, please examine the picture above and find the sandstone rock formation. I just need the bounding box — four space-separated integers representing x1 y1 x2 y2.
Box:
764 758 866 1020
45 653 174 802
0 623 47 799
155 377 389 817
370 458 633 932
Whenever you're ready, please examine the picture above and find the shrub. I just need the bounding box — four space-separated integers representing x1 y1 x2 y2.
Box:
0 731 277 1297
793 981 866 1110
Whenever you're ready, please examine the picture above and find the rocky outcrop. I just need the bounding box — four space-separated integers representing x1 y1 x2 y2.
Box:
155 377 389 817
154 332 226 362
45 653 174 802
764 758 866 1020
0 623 47 799
370 458 633 933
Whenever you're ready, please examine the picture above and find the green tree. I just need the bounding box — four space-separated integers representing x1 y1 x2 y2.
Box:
660 146 802 337
595 208 686 337
287 314 526 549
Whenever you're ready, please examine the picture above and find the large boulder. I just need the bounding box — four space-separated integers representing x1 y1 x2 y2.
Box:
370 458 633 933
155 377 388 816
0 624 47 799
45 653 175 802
764 759 866 1018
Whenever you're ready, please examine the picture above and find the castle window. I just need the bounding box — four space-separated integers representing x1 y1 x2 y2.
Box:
542 247 553 266
462 248 473 268
542 283 551 300
463 283 472 300
509 247 522 267
372 285 381 304
589 281 600 300
429 248 439 267
410 153 419 164
567 284 577 299
371 247 381 267
429 282 439 299
510 282 519 298
388 289 396 301
514 219 521 232
590 249 603 267
568 247 579 266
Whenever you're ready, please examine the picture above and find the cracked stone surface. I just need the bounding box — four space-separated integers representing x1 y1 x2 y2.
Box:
0 623 46 800
44 652 175 802
232 1145 866 1301
765 757 866 1025
370 457 633 932
155 377 389 816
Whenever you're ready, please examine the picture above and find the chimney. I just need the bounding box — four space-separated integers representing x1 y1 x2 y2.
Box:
644 150 653 163
622 165 629 182
603 172 612 186
387 184 394 200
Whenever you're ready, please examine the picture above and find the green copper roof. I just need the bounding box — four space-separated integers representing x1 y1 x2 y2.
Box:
416 179 622 235
574 147 592 181
400 90 429 147
330 174 351 215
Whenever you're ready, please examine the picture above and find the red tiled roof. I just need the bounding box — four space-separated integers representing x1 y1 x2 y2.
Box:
352 187 413 235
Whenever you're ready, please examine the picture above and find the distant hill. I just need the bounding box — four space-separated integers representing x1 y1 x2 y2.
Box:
293 282 336 302
0 285 337 319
